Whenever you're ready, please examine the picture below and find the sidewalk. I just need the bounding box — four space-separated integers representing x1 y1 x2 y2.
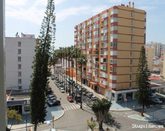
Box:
128 108 165 122
67 76 142 111
10 106 64 130
68 76 106 100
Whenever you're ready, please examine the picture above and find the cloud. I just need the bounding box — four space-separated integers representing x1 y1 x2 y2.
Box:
56 0 67 5
6 0 28 7
108 0 122 3
56 6 90 22
91 5 109 15
6 0 47 25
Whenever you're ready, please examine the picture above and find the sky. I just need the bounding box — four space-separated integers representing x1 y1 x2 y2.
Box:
6 0 165 49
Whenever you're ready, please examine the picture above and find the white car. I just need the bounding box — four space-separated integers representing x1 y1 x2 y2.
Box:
60 88 65 93
152 98 162 104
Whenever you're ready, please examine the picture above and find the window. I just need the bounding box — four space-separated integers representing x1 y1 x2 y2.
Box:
111 26 118 31
24 105 30 112
110 42 117 48
130 75 132 80
130 51 132 57
130 59 132 64
103 58 107 63
111 9 118 15
18 86 22 90
18 56 21 62
18 64 21 69
18 79 22 84
18 49 21 54
18 72 22 77
18 41 21 47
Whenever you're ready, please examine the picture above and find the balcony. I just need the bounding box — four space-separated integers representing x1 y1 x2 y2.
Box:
110 75 117 80
110 51 117 56
109 83 116 88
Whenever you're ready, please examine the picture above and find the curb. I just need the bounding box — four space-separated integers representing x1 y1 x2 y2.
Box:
54 108 65 121
110 107 141 112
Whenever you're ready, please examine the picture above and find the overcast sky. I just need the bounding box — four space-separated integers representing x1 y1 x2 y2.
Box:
6 0 165 48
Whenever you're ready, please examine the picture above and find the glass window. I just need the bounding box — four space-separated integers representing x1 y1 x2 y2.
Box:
18 41 21 47
24 105 30 112
18 56 21 62
111 18 118 23
18 49 21 54
111 26 118 31
18 72 21 77
111 9 118 15
18 64 21 69
18 79 22 84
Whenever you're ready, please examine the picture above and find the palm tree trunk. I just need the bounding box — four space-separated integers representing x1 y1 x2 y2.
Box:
71 59 74 97
34 123 37 131
141 103 144 117
99 121 103 131
68 57 71 95
80 65 83 109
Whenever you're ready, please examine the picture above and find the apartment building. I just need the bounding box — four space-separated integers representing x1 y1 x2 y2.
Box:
74 3 146 102
5 34 35 91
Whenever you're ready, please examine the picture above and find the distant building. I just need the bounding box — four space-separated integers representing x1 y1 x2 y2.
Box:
146 46 154 71
74 3 147 101
5 34 36 91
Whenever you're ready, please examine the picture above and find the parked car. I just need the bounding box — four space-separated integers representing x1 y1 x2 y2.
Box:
75 95 82 103
151 98 163 104
86 92 93 98
47 99 61 107
60 88 65 93
67 95 73 102
91 96 98 101
51 75 55 80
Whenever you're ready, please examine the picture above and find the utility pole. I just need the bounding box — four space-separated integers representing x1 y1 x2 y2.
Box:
0 0 6 131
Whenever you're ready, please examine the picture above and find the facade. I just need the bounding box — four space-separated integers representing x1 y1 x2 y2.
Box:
5 34 35 91
146 45 154 71
74 3 146 101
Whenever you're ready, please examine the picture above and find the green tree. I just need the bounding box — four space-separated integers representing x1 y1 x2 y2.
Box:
92 99 111 131
7 109 22 129
136 46 150 116
30 0 56 130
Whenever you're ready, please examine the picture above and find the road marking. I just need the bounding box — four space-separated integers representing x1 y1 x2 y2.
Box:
62 103 89 111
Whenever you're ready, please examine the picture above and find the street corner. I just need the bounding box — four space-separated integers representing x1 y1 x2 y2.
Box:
128 113 154 122
45 106 65 123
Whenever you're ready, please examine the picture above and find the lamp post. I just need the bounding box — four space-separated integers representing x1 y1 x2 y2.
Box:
24 100 28 131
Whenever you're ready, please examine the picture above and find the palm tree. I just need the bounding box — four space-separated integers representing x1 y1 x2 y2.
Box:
51 49 59 74
73 46 81 85
92 99 111 131
77 54 87 109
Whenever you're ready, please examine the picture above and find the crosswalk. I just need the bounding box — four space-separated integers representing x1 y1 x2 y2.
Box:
62 103 89 111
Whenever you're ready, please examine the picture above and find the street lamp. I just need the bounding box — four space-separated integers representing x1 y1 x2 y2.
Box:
52 116 55 129
24 100 28 131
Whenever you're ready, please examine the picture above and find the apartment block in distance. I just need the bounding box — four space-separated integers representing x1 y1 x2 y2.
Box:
5 33 35 92
74 2 146 102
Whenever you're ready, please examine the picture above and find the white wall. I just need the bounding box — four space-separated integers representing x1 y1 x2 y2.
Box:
5 37 35 90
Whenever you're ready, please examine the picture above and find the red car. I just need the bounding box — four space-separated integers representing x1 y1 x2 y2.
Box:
67 96 73 102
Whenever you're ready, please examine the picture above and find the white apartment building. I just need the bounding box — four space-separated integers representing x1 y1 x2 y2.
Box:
5 34 36 91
